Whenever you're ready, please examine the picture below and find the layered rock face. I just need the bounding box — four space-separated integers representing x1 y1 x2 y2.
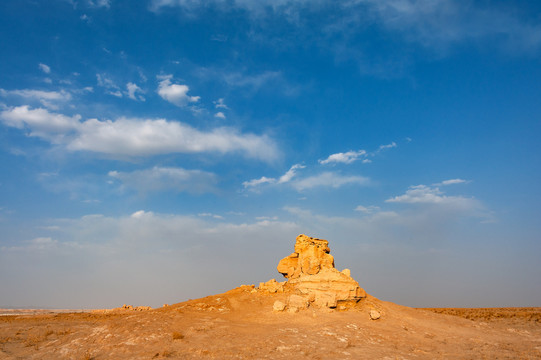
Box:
261 234 366 310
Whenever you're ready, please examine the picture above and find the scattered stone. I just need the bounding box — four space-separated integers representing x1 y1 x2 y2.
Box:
115 304 152 311
239 284 255 292
288 294 309 310
370 310 381 320
258 278 285 293
273 301 286 312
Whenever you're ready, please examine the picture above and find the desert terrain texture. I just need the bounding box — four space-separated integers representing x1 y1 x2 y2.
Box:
2 234 540 359
1 289 540 359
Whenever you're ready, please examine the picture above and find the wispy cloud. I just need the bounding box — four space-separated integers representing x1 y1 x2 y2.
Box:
223 71 282 90
386 183 480 212
214 98 229 109
358 0 541 52
437 178 468 186
108 166 217 194
292 171 369 191
278 164 305 184
96 73 123 97
354 205 380 214
320 141 397 165
38 63 51 74
243 164 305 189
125 82 145 101
377 141 396 151
194 67 298 96
0 88 72 110
87 0 110 8
0 106 279 161
319 150 367 165
151 0 541 59
157 75 200 107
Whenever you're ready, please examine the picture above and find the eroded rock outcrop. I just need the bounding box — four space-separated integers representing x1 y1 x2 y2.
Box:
261 234 366 310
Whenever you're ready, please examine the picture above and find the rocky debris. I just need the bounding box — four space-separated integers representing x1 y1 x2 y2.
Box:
288 294 310 311
120 304 152 311
238 284 256 292
259 278 285 293
92 304 154 313
273 301 286 312
370 310 381 320
264 234 366 311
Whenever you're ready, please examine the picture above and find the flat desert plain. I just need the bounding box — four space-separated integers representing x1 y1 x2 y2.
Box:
1 287 540 359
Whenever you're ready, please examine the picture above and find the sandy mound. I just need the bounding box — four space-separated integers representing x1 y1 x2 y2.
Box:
1 234 540 359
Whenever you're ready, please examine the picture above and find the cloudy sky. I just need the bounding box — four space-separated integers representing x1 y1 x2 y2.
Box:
1 0 540 309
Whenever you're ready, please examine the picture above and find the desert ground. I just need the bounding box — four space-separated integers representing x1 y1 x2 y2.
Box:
1 287 540 359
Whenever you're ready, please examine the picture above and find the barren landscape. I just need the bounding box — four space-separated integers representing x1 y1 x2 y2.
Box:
1 235 540 359
1 292 540 359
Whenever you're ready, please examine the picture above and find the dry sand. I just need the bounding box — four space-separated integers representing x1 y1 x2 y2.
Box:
1 287 540 359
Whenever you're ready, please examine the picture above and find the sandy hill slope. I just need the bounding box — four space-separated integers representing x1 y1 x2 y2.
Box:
1 288 540 359
1 234 540 359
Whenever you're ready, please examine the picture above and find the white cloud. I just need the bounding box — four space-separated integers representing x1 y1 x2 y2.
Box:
354 205 380 214
151 0 541 57
243 165 368 192
109 90 123 97
223 71 282 89
214 98 229 109
292 172 369 191
157 75 200 107
319 150 367 165
0 106 279 161
108 166 217 194
358 0 541 52
319 142 397 166
198 213 224 219
0 105 80 142
38 63 51 74
386 183 479 211
378 141 396 151
96 74 123 97
242 176 275 188
96 74 118 89
243 164 304 189
125 82 145 101
87 0 110 8
214 111 226 119
278 164 305 183
0 88 72 109
439 179 468 186
131 210 152 218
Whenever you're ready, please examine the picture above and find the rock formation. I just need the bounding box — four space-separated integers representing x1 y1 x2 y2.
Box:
261 234 366 310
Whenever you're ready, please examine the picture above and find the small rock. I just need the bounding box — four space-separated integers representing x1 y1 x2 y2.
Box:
288 294 309 310
259 278 285 293
273 301 286 312
370 310 381 320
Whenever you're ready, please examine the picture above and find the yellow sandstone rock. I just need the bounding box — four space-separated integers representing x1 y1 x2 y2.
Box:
274 234 366 309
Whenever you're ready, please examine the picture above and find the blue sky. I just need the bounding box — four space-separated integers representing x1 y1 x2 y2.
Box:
1 0 540 309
